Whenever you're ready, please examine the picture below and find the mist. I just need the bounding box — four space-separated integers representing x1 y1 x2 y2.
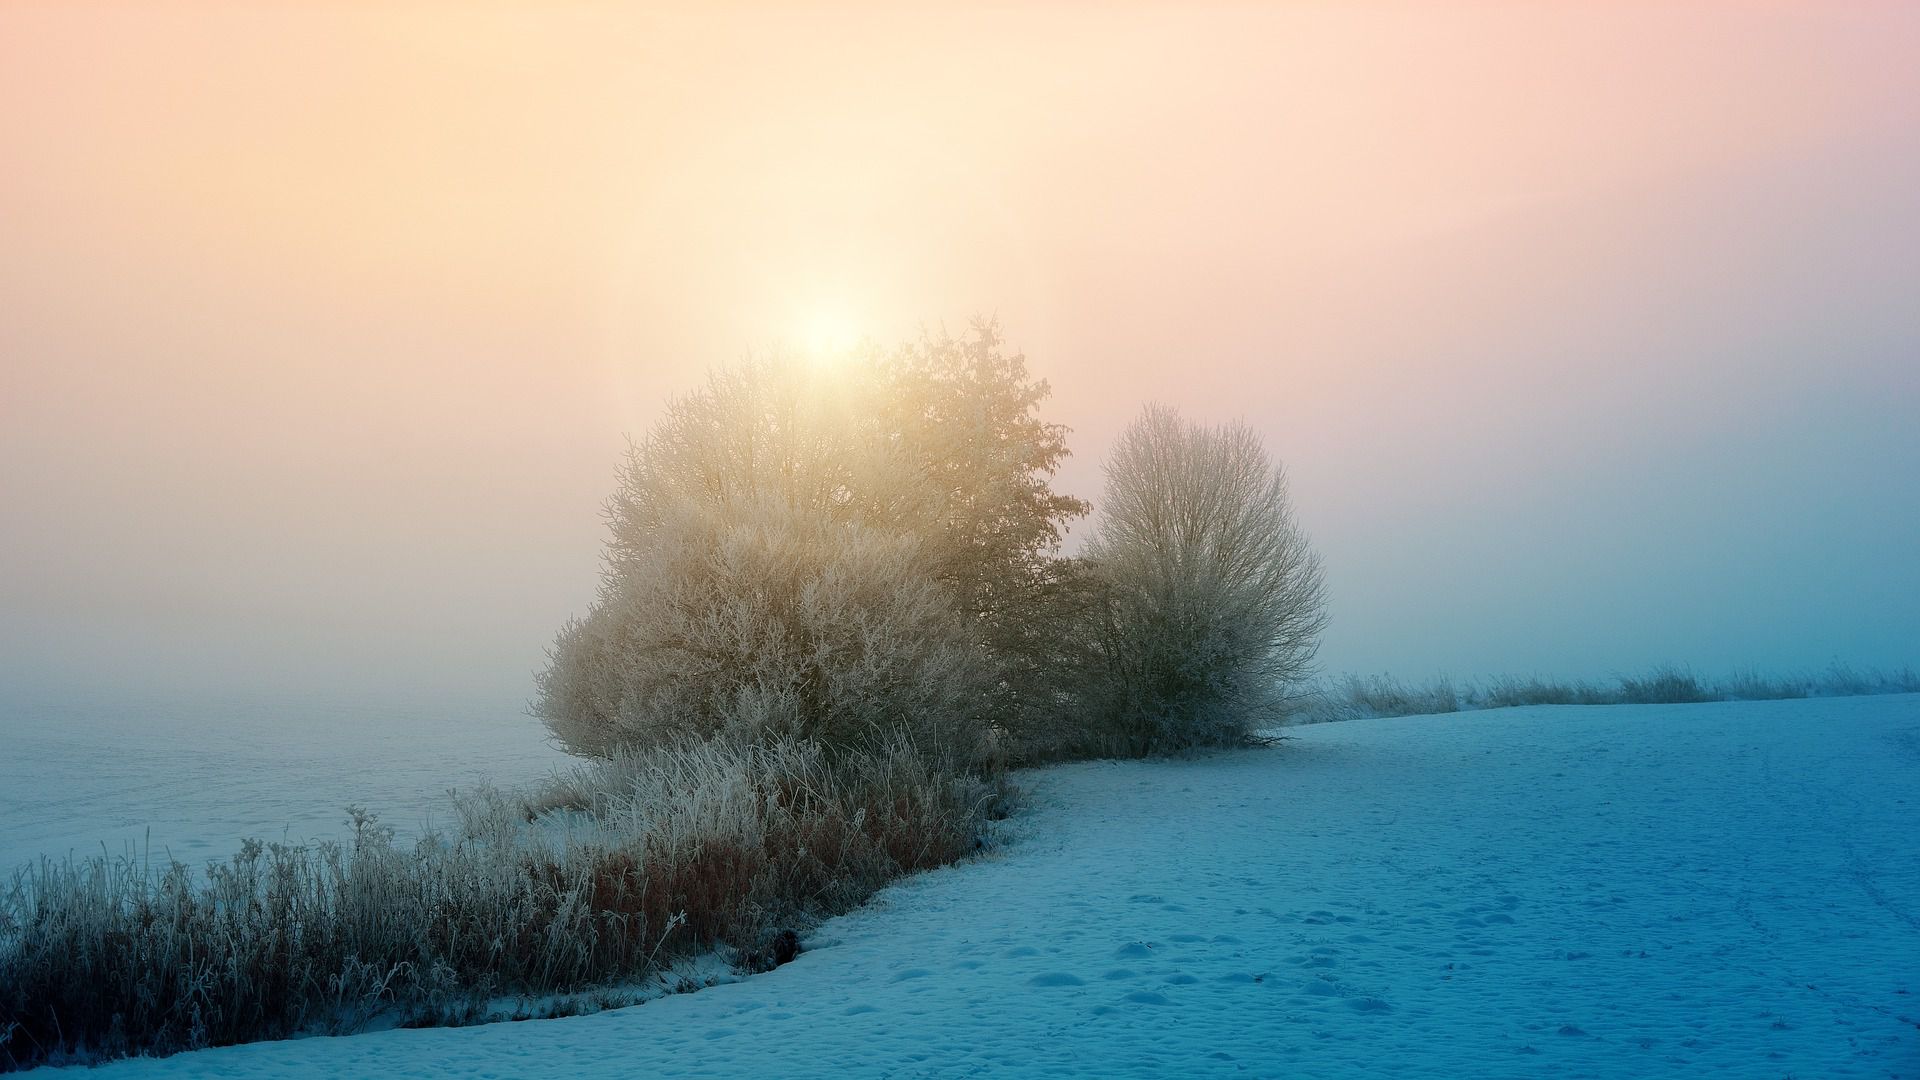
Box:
3 3 1916 705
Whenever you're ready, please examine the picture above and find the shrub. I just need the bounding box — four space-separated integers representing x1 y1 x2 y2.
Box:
1076 405 1328 754
539 498 996 764
0 738 1002 1071
985 556 1121 763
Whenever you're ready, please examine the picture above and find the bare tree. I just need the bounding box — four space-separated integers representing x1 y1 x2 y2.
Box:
1081 405 1328 753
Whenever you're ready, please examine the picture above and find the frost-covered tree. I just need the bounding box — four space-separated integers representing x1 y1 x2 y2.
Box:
876 323 1089 624
538 321 1086 763
874 324 1090 737
1079 405 1327 753
539 497 993 762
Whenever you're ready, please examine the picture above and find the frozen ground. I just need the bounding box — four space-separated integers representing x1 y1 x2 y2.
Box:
38 693 1917 1078
0 691 571 875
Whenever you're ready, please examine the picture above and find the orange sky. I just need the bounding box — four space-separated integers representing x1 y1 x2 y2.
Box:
3 3 1916 700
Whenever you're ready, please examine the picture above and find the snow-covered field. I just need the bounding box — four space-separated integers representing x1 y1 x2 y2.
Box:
22 693 1915 1078
0 692 571 875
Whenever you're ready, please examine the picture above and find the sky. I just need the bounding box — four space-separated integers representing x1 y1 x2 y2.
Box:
2 2 1916 705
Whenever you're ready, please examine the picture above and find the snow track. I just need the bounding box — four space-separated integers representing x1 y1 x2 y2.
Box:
50 695 1920 1078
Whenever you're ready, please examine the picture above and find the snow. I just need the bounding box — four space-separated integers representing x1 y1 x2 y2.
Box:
29 694 1920 1077
0 693 571 874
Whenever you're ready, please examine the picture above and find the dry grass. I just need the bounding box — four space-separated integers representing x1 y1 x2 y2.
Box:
0 736 1003 1071
1291 662 1920 724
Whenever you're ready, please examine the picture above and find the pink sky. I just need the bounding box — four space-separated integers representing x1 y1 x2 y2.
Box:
3 3 1916 700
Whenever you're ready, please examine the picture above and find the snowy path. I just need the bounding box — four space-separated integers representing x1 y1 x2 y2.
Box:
64 695 1920 1078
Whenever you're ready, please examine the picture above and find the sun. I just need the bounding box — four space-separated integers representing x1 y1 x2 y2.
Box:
798 305 860 359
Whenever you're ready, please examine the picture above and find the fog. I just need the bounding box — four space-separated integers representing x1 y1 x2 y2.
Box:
3 3 1916 705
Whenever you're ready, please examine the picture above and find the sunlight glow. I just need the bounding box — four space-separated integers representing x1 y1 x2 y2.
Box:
799 305 860 359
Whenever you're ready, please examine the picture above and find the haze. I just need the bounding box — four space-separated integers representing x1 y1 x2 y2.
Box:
3 3 1916 705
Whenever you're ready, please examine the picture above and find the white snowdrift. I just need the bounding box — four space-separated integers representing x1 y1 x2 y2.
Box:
51 694 1920 1078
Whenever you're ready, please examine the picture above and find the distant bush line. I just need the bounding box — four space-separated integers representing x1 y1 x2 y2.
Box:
1289 662 1920 724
